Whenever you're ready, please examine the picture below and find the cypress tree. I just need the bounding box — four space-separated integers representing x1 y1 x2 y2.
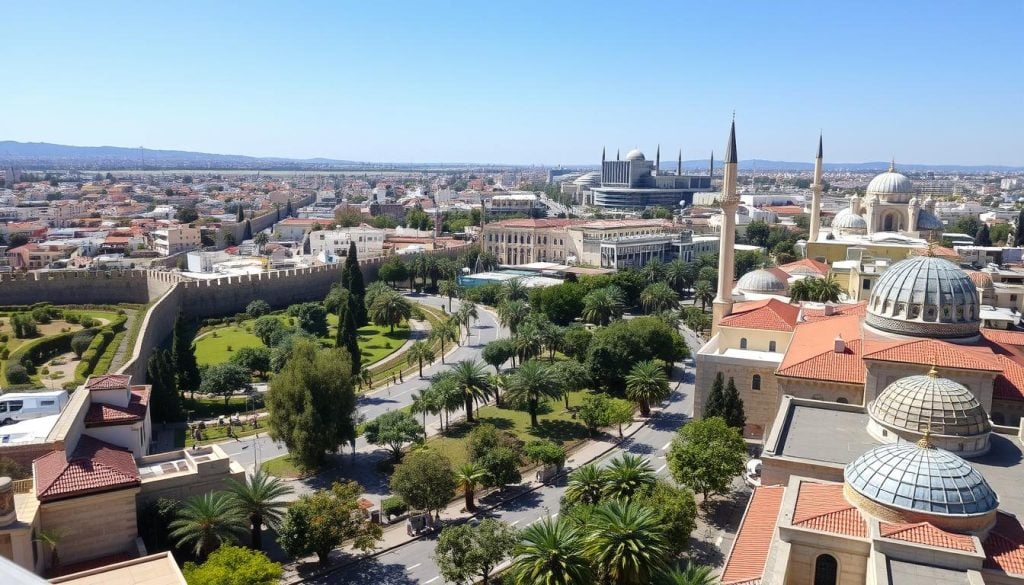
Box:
336 303 361 376
172 312 201 397
243 219 253 241
285 199 293 217
976 223 992 247
236 205 244 223
147 349 181 422
1015 210 1024 246
722 377 747 431
704 372 726 419
346 241 367 325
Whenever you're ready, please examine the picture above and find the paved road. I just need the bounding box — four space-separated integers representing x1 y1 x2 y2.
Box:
219 294 507 498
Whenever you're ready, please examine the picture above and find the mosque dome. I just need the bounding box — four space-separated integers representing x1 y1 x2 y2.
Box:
625 149 646 161
865 255 980 340
844 439 998 532
867 368 991 456
832 208 868 236
867 164 915 203
736 268 788 295
916 209 944 231
573 172 601 187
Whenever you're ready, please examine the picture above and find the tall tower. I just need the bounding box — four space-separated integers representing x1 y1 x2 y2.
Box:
601 147 606 164
677 149 683 175
809 134 824 242
712 119 740 335
655 145 661 174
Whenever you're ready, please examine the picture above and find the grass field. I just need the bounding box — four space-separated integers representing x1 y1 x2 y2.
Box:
194 314 410 367
425 390 593 468
0 309 121 354
261 455 306 479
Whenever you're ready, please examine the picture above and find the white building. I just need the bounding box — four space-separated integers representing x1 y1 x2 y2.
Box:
151 225 201 256
307 226 384 262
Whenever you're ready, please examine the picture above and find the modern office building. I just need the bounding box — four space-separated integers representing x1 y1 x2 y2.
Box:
591 147 713 209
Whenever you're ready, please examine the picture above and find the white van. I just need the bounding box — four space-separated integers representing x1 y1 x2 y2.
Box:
0 390 70 425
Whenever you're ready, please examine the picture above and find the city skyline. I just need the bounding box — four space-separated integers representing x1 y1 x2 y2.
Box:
4 1 1023 166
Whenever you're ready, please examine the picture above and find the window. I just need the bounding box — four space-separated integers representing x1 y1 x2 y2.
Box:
6 401 22 412
813 554 838 585
40 400 55 406
863 279 871 290
769 341 777 352
739 338 747 349
752 375 761 390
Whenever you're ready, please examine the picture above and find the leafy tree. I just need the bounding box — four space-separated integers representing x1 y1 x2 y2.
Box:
245 300 271 318
582 286 625 326
640 282 679 314
176 206 199 223
169 493 248 559
435 519 518 585
251 316 285 346
510 517 592 585
991 222 1010 245
450 360 491 422
378 256 409 288
229 346 271 378
183 545 281 585
577 393 613 436
745 220 771 247
976 223 992 246
364 410 423 461
531 282 586 325
455 462 489 511
289 302 328 337
172 312 201 394
606 398 635 437
477 446 522 488
667 416 747 501
735 250 766 278
550 359 590 409
389 449 456 518
506 359 562 427
147 349 181 422
406 340 436 378
225 470 293 550
560 326 593 363
585 317 688 390
721 376 747 430
277 481 382 565
200 363 252 405
482 338 515 374
369 289 412 332
523 439 566 470
638 481 698 559
323 284 349 315
625 359 671 417
952 216 982 238
265 341 356 470
10 313 37 338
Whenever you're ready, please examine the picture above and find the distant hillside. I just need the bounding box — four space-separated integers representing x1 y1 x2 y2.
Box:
680 159 1024 174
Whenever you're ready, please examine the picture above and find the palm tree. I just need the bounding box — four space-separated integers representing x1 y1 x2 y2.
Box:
369 290 412 332
500 277 529 302
640 282 679 313
450 360 491 423
428 372 461 432
438 279 460 312
169 492 248 559
225 470 294 550
664 259 691 295
582 286 625 326
564 464 605 506
640 257 666 284
601 453 656 501
410 389 435 436
538 320 564 361
693 280 714 311
34 529 63 569
788 277 814 302
510 517 593 585
506 359 563 427
656 563 718 585
625 360 671 417
488 372 509 408
253 231 269 254
497 299 531 335
455 301 479 339
810 274 843 302
431 318 460 361
456 462 489 511
583 500 670 585
514 322 544 363
406 340 436 378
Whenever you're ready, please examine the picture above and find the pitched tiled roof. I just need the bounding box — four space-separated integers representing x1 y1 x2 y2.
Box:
721 486 785 585
863 339 1001 372
720 299 801 332
34 436 140 502
777 339 866 385
799 301 868 323
779 258 830 277
983 329 1024 353
85 387 150 427
909 245 959 260
84 374 131 391
994 355 1024 402
880 522 976 552
792 482 867 537
984 512 1024 575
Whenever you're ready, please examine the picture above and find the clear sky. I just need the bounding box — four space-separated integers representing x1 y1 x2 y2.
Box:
4 1 1023 166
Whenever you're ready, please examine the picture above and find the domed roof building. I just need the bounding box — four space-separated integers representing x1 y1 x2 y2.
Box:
822 163 943 240
844 438 999 533
573 171 601 187
624 148 645 161
865 255 980 340
867 165 916 204
831 208 868 237
736 268 789 296
867 366 992 456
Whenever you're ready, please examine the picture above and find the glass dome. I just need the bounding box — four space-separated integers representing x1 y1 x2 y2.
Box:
736 269 787 294
865 255 980 339
870 369 991 437
845 440 998 516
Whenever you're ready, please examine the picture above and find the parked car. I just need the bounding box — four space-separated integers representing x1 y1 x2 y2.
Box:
0 390 69 425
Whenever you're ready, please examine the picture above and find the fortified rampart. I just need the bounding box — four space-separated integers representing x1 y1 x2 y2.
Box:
217 192 316 248
0 243 471 382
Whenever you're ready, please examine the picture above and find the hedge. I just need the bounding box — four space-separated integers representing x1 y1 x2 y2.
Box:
74 329 115 383
381 495 408 519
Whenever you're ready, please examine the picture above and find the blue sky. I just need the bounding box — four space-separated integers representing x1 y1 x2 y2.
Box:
3 1 1023 166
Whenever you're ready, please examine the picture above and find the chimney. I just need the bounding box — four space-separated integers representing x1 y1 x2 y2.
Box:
823 303 835 316
834 335 846 354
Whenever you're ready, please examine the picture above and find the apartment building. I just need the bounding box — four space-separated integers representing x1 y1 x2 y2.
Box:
6 243 75 269
308 225 385 261
150 225 201 256
566 219 677 268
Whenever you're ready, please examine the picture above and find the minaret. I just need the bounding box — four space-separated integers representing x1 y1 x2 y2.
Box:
601 147 606 164
655 145 661 174
616 149 620 161
708 151 714 179
712 119 740 335
809 133 824 242
677 149 683 175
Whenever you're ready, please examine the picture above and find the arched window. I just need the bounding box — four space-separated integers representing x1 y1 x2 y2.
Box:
768 341 777 352
814 554 838 585
739 338 748 349
752 375 761 390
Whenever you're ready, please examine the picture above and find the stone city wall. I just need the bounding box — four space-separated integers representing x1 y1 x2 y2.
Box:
217 192 316 248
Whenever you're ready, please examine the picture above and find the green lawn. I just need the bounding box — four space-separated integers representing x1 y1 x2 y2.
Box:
194 315 410 367
425 390 593 468
182 395 256 420
261 454 306 479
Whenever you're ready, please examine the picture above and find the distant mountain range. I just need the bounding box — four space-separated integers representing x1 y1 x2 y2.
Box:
1 141 1020 173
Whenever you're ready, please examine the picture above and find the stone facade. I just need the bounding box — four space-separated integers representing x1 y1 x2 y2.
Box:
39 488 140 567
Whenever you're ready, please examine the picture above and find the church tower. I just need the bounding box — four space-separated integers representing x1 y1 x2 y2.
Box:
809 134 823 242
712 119 740 335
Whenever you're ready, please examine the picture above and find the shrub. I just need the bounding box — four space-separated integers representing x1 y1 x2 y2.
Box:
0 334 7 342
0 457 30 480
381 495 408 518
65 314 81 324
30 306 53 324
6 364 28 384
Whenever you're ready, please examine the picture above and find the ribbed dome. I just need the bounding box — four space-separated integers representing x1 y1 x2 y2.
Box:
845 441 998 517
736 269 787 294
866 255 980 339
870 370 991 437
573 171 601 187
868 165 915 203
916 209 944 231
832 208 868 233
625 149 645 161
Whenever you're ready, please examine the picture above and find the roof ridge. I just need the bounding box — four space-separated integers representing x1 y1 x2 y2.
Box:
793 504 860 526
779 339 860 370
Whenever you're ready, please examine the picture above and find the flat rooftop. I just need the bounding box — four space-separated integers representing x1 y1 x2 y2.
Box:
773 403 1024 518
887 559 969 585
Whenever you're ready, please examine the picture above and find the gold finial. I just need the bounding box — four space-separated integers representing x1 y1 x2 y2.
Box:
927 240 937 257
916 430 933 449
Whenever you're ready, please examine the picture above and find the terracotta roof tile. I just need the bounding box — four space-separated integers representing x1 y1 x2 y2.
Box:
880 522 976 552
984 512 1024 575
84 387 150 427
994 355 1024 402
910 245 959 260
983 329 1024 350
792 482 867 537
863 339 1001 372
84 374 132 391
799 301 868 323
720 299 801 332
721 486 785 585
34 436 140 502
488 218 580 229
777 339 866 385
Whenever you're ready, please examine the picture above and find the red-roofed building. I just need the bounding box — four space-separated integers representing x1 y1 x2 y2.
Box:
721 486 786 585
